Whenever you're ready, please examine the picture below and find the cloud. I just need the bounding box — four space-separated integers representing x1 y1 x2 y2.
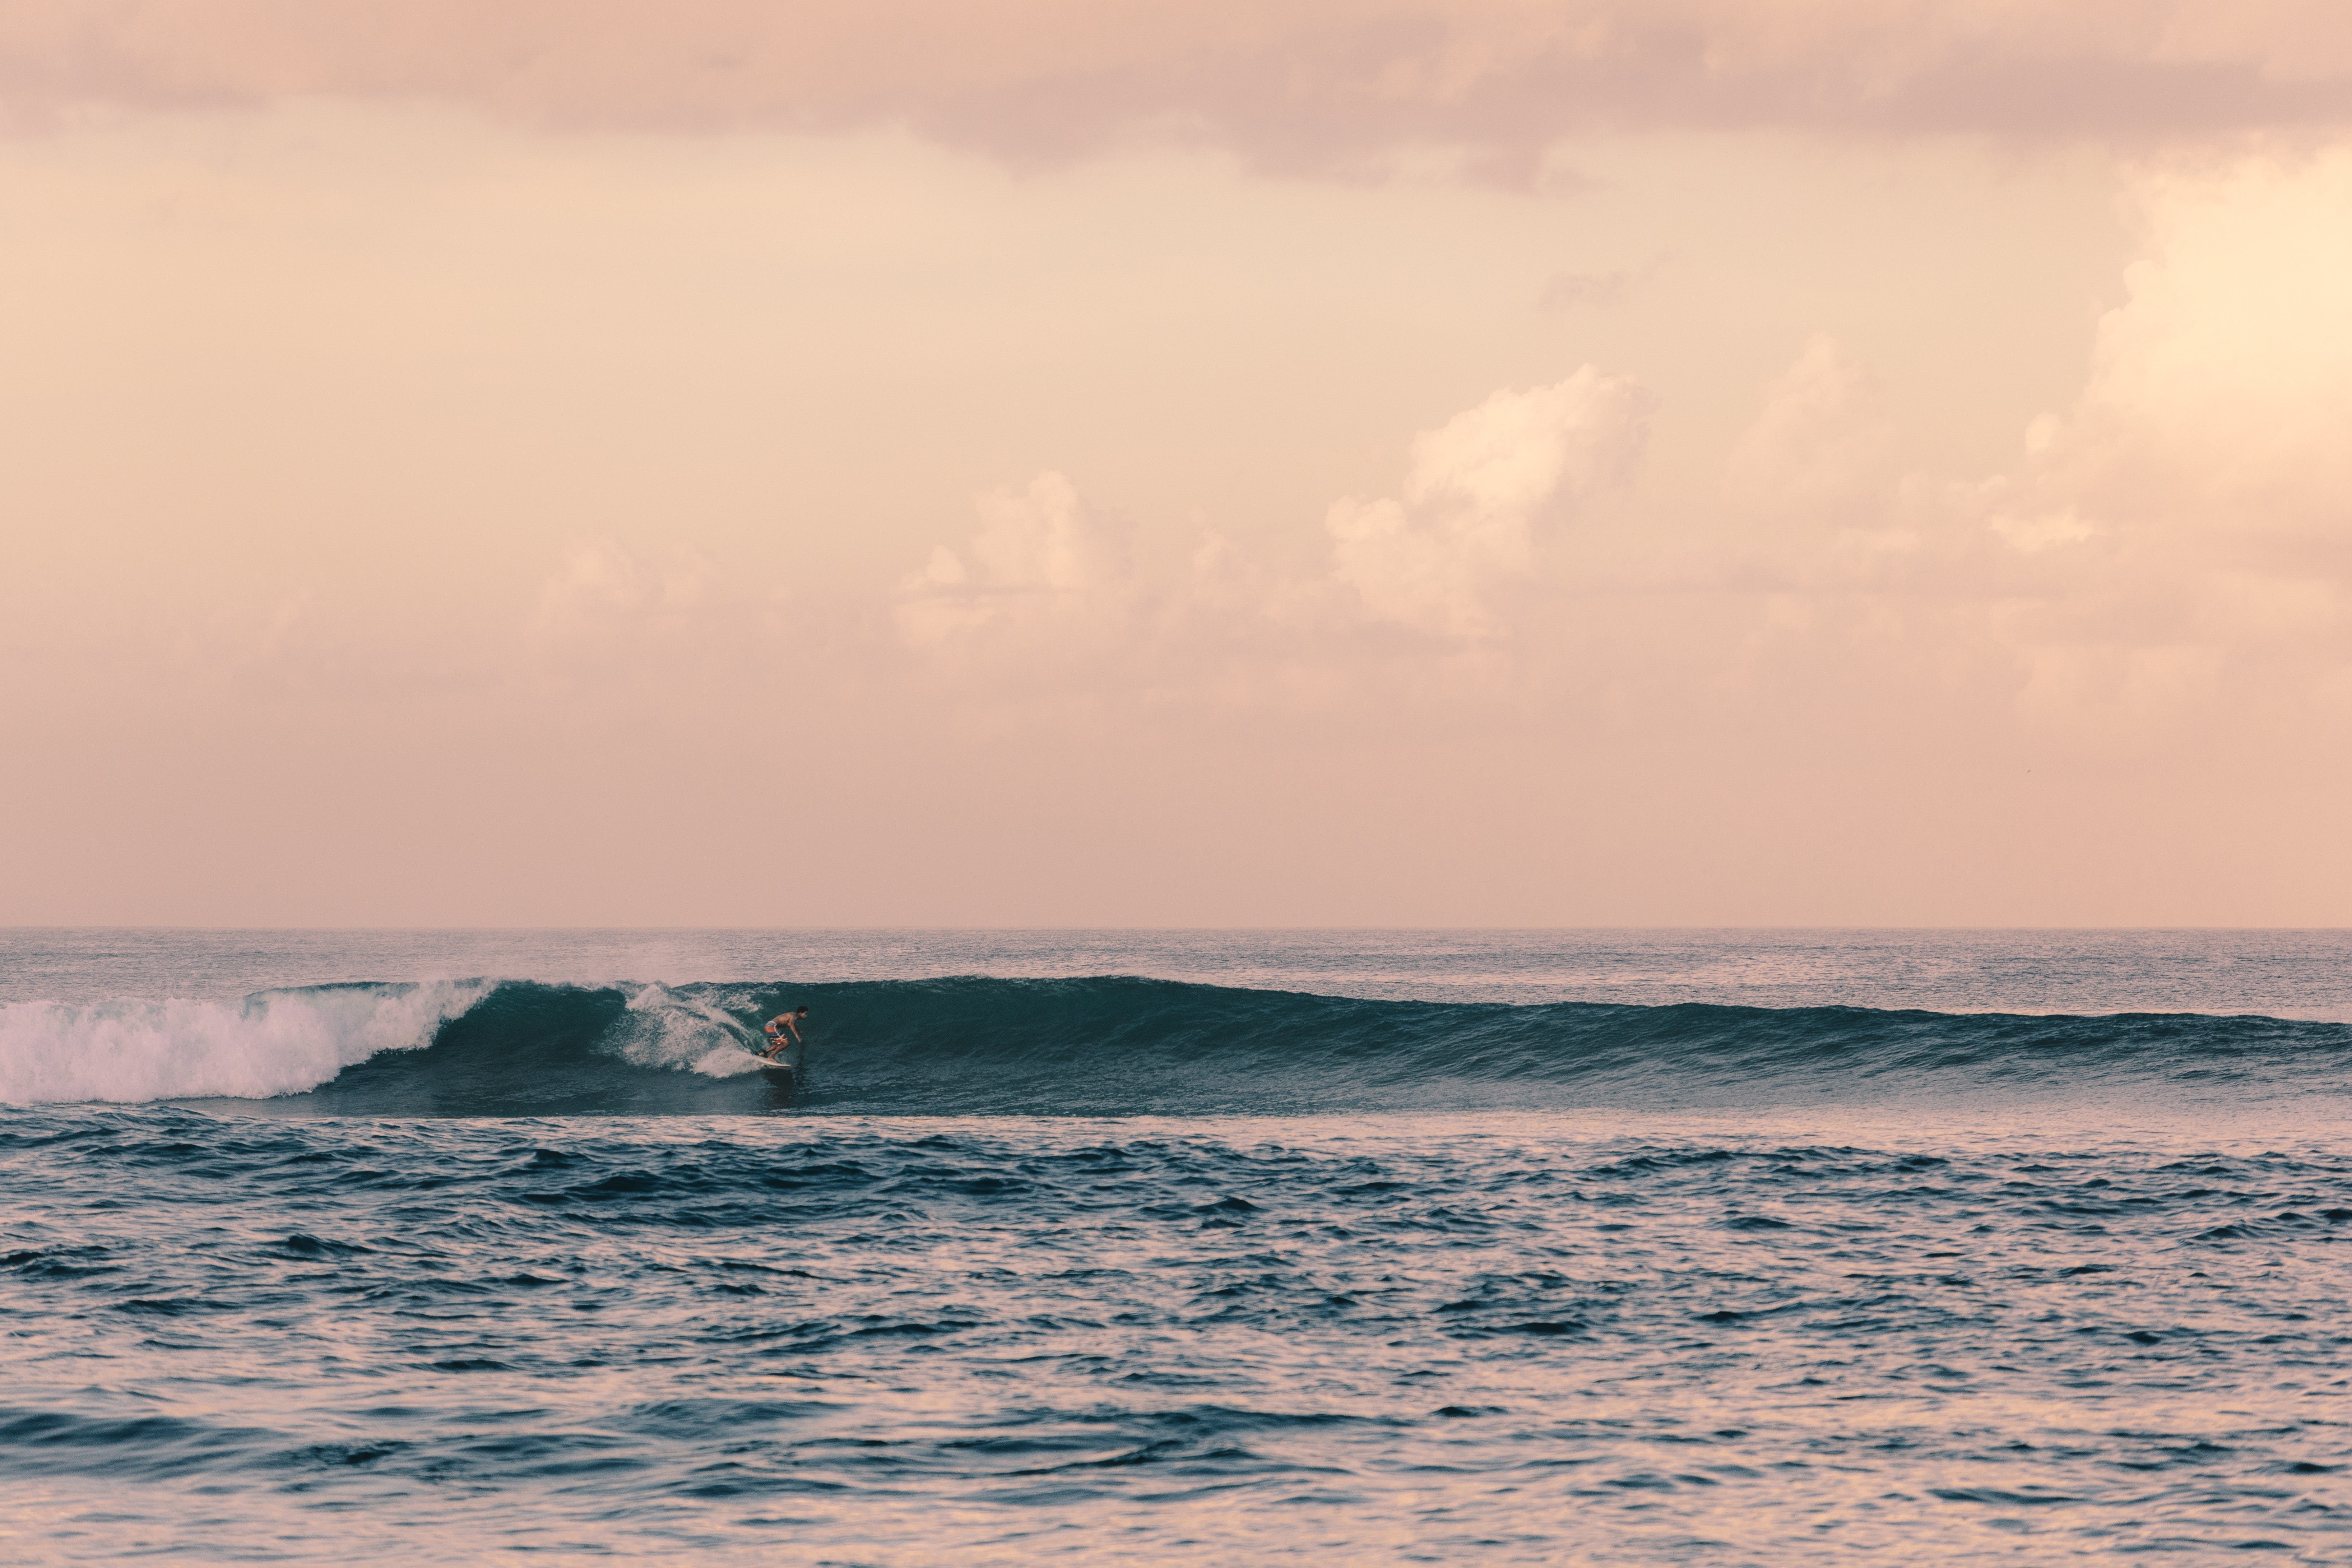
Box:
1725 335 1895 541
1537 257 1665 310
537 537 713 630
1977 151 2352 740
887 145 2352 758
1329 367 1654 635
10 3 2352 161
530 537 806 697
17 129 2352 921
895 471 1133 655
1702 150 2352 750
2046 153 2352 548
893 471 1269 722
897 370 1656 722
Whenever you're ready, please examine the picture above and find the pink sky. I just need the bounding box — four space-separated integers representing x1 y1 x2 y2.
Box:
6 4 2352 926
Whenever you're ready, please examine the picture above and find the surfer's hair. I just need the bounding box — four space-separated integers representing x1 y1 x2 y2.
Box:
793 1006 808 1015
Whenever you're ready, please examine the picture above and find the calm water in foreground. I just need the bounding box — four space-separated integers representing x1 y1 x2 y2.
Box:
7 928 2352 1564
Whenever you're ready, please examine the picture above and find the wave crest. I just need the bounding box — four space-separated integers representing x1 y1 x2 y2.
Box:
7 975 2349 1117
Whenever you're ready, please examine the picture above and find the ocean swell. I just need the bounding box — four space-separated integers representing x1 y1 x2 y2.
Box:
4 975 2348 1117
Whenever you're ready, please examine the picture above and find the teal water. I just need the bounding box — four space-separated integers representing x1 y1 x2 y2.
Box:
6 930 2352 1563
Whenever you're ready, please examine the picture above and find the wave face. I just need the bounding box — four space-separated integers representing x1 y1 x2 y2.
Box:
8 975 2351 1116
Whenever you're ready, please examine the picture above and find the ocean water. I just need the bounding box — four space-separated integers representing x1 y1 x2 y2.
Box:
8 929 2352 1564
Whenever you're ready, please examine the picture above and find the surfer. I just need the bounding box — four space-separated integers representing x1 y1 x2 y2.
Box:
760 1006 807 1061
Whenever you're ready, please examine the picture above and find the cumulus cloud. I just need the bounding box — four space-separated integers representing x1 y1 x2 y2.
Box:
537 537 713 630
9 2 2352 159
895 471 1133 655
885 144 2352 757
19 126 2352 922
1728 339 1887 507
1976 151 2352 741
531 537 804 697
1699 149 2352 751
1329 367 1653 635
2043 154 2352 548
899 370 1655 705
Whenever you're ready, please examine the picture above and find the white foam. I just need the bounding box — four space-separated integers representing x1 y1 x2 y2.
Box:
610 984 766 1078
0 981 490 1105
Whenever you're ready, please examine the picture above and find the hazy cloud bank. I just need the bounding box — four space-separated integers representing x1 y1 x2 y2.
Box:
11 2 2352 162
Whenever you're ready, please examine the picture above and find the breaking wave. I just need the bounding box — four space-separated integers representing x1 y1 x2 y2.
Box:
5 976 2349 1117
0 982 490 1106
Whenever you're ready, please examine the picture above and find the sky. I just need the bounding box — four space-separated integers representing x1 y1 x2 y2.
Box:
6 3 2352 927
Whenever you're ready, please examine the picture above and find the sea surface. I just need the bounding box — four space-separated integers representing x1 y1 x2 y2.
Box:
7 928 2352 1564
